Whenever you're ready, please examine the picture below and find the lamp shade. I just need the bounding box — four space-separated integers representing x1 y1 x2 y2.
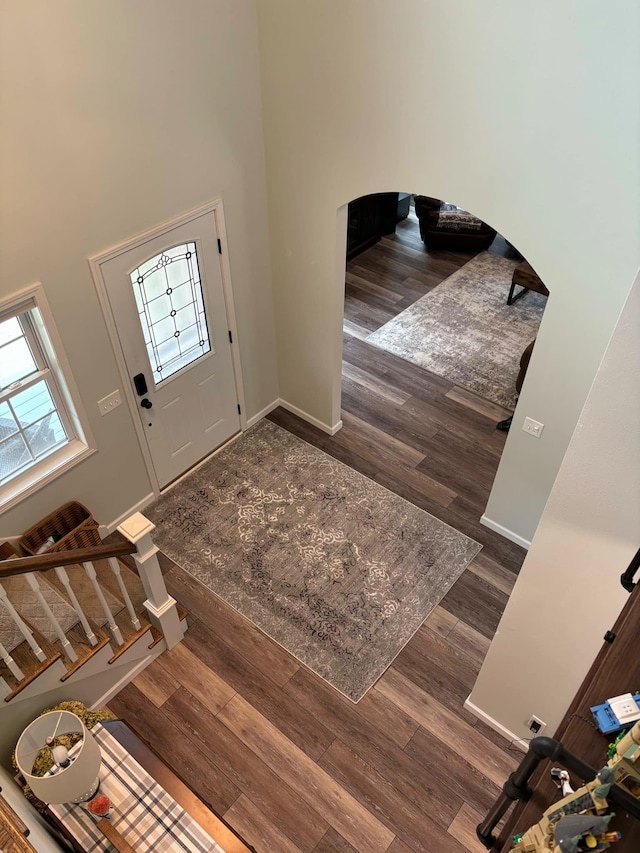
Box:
15 710 101 804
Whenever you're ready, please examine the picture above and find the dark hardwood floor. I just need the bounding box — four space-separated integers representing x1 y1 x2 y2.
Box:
109 213 529 853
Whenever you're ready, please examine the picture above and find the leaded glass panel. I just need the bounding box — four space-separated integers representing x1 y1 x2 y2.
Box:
129 242 211 384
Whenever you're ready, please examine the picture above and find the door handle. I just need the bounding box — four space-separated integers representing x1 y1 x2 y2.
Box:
140 398 153 409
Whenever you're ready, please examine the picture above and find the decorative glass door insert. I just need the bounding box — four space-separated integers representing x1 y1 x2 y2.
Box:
129 242 211 385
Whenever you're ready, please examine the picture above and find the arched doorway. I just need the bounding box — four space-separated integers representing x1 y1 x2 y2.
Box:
340 190 548 565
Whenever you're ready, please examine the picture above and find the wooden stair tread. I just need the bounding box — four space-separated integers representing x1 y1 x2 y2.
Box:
109 623 154 664
3 618 57 663
2 646 63 701
0 623 62 697
59 625 111 681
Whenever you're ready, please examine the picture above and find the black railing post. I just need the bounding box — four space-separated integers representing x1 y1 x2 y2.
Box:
476 736 640 849
620 546 640 593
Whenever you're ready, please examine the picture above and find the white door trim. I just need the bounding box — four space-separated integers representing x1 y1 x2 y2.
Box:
88 198 247 496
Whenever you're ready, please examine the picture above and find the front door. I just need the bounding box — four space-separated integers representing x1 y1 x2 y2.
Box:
99 210 240 488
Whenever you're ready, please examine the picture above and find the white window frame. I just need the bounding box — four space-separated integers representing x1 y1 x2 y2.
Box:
0 284 96 512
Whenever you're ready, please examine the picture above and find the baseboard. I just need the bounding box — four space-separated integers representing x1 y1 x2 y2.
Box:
480 514 531 550
464 696 529 752
246 398 280 428
91 647 165 709
279 398 343 436
104 493 156 535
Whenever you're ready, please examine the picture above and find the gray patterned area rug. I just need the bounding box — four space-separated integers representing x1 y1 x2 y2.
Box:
366 252 546 408
146 420 481 701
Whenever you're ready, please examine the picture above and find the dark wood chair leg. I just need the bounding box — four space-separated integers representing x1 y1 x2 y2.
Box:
507 283 528 305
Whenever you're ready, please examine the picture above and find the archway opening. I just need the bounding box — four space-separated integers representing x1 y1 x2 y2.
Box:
341 189 549 562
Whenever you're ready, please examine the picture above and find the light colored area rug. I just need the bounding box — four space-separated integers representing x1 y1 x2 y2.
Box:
146 420 481 701
366 252 546 408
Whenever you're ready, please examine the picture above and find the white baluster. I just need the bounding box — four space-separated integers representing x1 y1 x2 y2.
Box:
0 638 24 681
82 562 124 646
24 573 77 662
54 566 99 646
108 557 141 631
118 513 184 649
0 581 47 662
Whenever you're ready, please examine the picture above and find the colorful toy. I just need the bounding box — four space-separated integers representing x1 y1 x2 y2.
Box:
511 718 640 852
590 693 640 735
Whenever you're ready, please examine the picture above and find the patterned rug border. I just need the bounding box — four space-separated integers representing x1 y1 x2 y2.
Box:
149 420 482 702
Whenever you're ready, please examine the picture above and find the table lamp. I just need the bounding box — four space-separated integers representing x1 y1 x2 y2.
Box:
15 710 102 804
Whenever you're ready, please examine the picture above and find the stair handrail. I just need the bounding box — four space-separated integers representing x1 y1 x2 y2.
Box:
0 512 184 662
0 541 137 578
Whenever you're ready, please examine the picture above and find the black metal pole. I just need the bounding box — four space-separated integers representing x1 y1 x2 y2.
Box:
620 546 640 592
476 737 599 850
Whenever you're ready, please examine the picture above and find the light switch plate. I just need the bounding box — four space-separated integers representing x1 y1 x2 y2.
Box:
522 416 544 438
98 390 122 416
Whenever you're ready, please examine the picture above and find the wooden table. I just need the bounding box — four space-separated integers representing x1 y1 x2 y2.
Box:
45 720 254 853
508 261 550 305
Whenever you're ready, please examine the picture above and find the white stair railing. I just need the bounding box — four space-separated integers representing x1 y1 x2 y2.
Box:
53 566 99 646
24 573 77 662
0 509 184 696
0 638 24 681
0 582 47 662
118 513 185 649
81 562 124 646
108 557 142 632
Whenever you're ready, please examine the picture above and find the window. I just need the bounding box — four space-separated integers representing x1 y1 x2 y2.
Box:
0 286 94 510
129 242 211 385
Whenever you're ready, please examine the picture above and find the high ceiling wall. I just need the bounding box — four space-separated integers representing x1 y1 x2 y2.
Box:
256 0 640 730
0 0 278 533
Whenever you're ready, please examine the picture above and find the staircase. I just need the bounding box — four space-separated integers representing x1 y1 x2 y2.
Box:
0 513 186 706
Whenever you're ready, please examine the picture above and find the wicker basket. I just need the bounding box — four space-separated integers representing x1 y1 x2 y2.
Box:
0 541 21 561
19 501 101 556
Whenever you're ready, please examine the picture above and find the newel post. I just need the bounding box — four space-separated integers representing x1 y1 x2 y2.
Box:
117 512 184 649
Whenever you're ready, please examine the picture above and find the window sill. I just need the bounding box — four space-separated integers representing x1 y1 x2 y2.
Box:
0 441 96 514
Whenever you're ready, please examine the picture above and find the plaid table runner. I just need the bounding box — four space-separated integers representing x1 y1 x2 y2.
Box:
49 723 227 852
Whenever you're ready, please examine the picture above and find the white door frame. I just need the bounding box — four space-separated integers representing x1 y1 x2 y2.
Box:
89 198 247 496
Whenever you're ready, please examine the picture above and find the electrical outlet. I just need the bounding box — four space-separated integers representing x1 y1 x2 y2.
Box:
97 390 122 416
522 416 544 438
527 715 547 735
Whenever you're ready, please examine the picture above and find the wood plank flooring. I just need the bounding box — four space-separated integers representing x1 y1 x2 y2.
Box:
109 213 528 852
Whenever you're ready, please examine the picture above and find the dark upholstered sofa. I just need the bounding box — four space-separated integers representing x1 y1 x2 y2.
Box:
414 195 497 252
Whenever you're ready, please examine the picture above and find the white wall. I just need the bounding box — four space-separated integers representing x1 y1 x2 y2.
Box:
0 0 278 534
256 0 640 542
470 272 640 736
